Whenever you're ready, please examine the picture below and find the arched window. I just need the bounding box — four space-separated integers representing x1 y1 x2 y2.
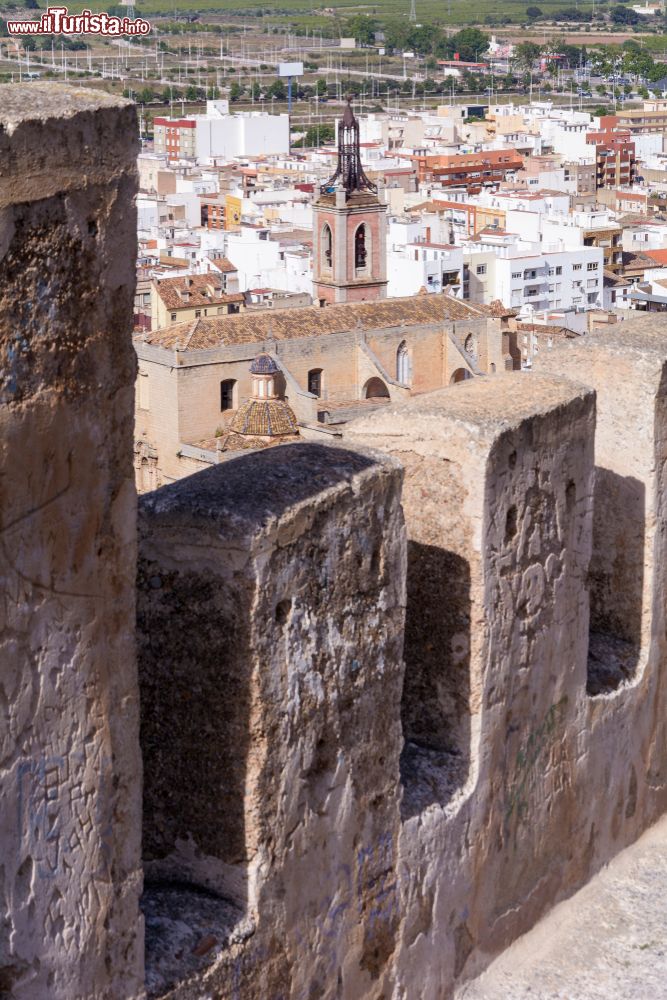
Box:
450 368 472 385
308 368 323 397
322 224 333 270
464 334 478 362
220 379 237 411
364 377 390 399
355 224 367 271
396 340 410 384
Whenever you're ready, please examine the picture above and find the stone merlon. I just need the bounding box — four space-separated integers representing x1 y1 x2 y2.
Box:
3 84 667 1000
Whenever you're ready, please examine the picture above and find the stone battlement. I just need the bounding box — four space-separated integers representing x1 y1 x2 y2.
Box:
2 87 667 1000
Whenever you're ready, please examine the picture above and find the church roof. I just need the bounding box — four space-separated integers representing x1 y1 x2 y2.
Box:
138 294 510 354
249 353 279 375
231 398 299 437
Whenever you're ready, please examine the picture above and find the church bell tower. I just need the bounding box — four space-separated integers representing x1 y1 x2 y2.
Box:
312 99 388 305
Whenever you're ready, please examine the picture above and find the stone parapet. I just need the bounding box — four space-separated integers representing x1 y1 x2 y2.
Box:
137 444 406 998
343 333 667 996
345 374 597 996
0 87 141 998
5 89 667 1000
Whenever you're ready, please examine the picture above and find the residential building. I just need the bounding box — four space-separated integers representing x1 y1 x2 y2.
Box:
586 130 637 190
404 149 524 191
151 271 243 329
153 117 196 161
463 231 604 312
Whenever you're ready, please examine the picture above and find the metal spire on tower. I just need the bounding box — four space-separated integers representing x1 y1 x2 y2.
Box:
319 97 378 196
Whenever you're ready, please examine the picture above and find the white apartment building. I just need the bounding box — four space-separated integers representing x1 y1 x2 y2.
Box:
195 111 290 164
622 221 667 252
224 228 312 296
464 233 604 313
387 240 463 297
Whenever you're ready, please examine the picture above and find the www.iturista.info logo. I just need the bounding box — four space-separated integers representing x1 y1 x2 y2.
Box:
6 6 151 35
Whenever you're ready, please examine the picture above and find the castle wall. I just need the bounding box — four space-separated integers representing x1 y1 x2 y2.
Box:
7 90 667 1000
0 86 142 999
345 374 598 996
341 327 667 997
136 444 406 998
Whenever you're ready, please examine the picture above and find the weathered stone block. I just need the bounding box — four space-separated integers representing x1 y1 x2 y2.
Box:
345 374 596 997
0 86 141 999
137 443 406 999
537 323 667 845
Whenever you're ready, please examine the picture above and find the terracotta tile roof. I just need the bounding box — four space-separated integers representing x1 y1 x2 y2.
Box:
155 273 244 310
231 398 298 436
622 250 661 271
206 256 238 273
486 298 518 318
139 294 509 352
603 268 630 288
516 323 580 339
195 433 297 453
645 248 667 265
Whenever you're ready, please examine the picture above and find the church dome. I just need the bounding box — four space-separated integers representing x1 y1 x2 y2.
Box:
230 398 298 437
249 353 280 375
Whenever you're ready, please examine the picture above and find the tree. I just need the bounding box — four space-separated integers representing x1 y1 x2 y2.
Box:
611 4 639 22
229 81 244 102
316 77 327 97
295 123 336 146
406 24 437 55
449 27 489 62
559 43 586 67
526 5 543 17
136 86 155 104
251 81 261 101
266 78 287 100
513 41 541 71
184 84 199 101
345 14 377 46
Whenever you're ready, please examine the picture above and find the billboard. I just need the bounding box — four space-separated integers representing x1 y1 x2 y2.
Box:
278 62 304 77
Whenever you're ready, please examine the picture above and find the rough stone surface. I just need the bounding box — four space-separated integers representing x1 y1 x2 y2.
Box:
0 86 142 999
137 443 407 999
458 812 667 1000
345 374 600 997
345 332 667 998
6 104 667 1000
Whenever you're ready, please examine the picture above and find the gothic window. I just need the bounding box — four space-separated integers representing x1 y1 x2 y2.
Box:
397 340 410 385
308 369 323 397
220 379 237 411
322 224 333 269
355 224 367 271
464 334 478 362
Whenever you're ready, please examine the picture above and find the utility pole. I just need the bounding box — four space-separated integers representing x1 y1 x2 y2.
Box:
410 0 416 22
